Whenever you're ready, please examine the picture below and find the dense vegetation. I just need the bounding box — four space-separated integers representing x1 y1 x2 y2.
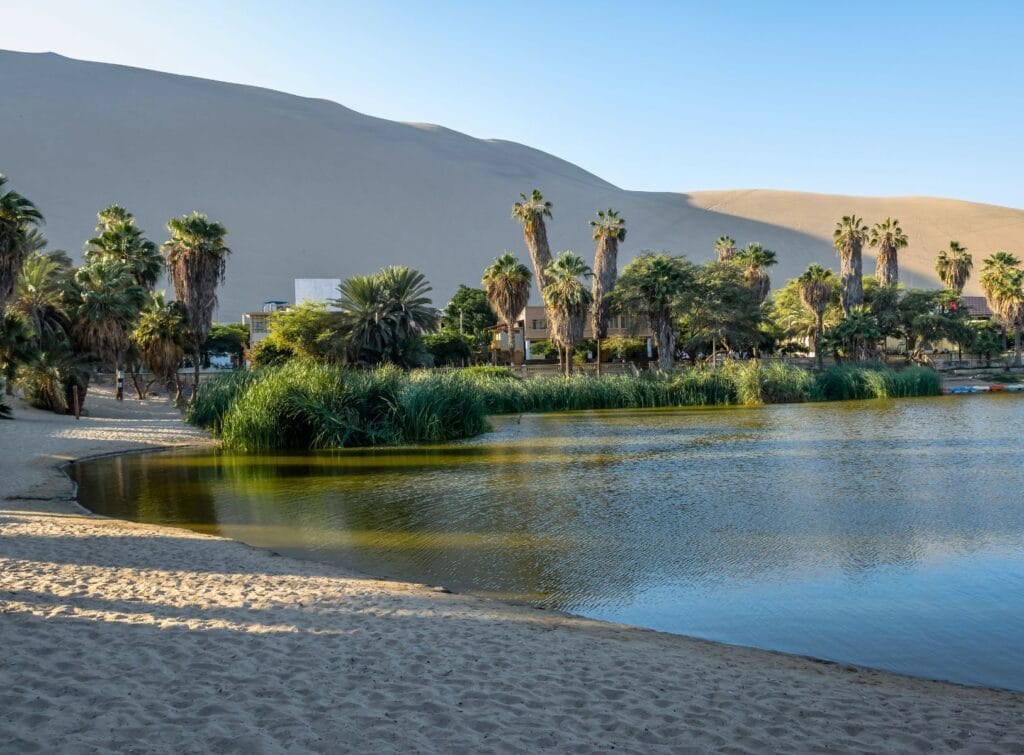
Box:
188 362 942 451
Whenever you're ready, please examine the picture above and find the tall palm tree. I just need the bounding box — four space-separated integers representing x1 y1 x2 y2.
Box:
797 264 836 370
70 260 146 390
333 266 438 366
980 251 1024 366
714 236 737 262
512 190 554 293
589 209 626 374
833 215 869 314
86 206 163 290
13 253 69 346
0 311 36 397
734 243 777 304
868 217 908 287
935 241 973 293
482 252 531 366
542 252 593 375
162 212 231 398
133 292 188 399
0 174 44 312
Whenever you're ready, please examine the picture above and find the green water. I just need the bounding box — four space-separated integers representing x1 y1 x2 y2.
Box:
73 396 1024 690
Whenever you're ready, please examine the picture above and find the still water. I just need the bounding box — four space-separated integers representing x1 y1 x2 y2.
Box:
73 396 1024 690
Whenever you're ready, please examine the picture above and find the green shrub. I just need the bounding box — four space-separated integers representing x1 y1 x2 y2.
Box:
186 369 262 433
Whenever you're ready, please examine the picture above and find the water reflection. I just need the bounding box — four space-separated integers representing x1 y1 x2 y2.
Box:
73 396 1024 690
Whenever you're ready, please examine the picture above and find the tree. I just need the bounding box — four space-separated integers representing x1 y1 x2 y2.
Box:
797 264 836 369
440 285 497 354
0 174 44 312
542 252 592 375
733 242 777 305
611 253 694 370
868 217 907 288
683 261 764 362
423 331 474 366
980 251 1024 366
714 236 736 262
824 305 881 362
69 260 146 388
0 311 36 396
202 322 250 366
264 302 342 363
970 322 1005 367
482 252 531 366
86 206 163 290
162 212 231 398
333 266 439 366
833 215 869 314
12 252 70 347
132 292 188 398
935 241 973 293
589 209 625 374
512 190 554 292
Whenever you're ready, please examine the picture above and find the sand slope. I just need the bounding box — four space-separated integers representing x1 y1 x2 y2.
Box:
1 50 1021 317
2 390 1024 752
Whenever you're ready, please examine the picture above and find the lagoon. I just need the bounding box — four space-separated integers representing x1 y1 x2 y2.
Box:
73 395 1024 690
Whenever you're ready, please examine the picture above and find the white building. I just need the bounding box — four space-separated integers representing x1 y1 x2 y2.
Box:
294 278 342 308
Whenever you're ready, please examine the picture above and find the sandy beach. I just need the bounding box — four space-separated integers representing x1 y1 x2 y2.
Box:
2 388 1023 753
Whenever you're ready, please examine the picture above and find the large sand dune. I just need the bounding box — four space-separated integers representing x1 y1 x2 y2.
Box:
2 50 1021 317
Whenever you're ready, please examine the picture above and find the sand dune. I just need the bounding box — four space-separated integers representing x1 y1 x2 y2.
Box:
1 50 1021 317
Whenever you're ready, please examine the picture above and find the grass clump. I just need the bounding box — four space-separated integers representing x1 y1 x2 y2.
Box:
191 360 942 450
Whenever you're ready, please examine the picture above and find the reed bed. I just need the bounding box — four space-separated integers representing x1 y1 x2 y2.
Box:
190 361 942 450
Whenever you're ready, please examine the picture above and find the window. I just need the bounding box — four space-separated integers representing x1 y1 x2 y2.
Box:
531 319 547 330
251 316 268 334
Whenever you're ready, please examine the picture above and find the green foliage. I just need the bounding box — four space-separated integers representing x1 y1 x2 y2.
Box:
249 339 295 367
202 322 249 362
193 361 944 450
971 322 1006 365
815 364 941 401
333 266 438 366
423 330 474 366
440 285 497 349
85 206 163 290
264 302 342 362
601 336 647 362
683 261 765 355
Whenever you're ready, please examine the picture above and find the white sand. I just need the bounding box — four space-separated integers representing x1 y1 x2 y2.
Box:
2 388 1023 753
3 50 1022 317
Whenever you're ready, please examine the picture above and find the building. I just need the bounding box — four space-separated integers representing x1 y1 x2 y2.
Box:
243 300 289 346
960 296 993 321
295 278 341 308
493 305 654 363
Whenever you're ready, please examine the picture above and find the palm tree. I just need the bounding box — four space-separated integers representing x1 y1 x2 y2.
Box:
133 292 188 399
833 215 869 314
980 251 1024 366
542 252 593 375
334 266 438 366
86 206 163 290
482 252 531 366
0 174 44 312
590 209 626 374
734 243 777 304
797 264 836 370
714 236 736 262
13 253 70 346
0 311 36 396
162 212 231 398
512 190 554 293
935 241 973 293
868 217 908 287
610 253 693 370
69 260 146 392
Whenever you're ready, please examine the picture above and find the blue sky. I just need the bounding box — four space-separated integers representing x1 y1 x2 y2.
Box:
4 0 1023 207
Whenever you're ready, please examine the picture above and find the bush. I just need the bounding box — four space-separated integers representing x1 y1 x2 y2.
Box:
814 364 941 401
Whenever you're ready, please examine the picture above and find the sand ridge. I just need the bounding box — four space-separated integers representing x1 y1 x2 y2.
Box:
2 388 1023 753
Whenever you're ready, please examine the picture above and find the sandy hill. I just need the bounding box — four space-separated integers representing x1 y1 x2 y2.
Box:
2 50 1021 317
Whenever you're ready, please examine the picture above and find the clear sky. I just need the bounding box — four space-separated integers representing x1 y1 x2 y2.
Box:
4 0 1023 208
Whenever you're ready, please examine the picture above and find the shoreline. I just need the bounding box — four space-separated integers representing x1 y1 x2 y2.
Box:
3 388 1023 752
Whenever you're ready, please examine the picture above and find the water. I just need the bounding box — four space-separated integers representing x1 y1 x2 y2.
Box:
73 396 1024 690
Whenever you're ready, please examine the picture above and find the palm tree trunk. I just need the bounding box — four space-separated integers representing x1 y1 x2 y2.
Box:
596 338 602 376
1015 323 1022 367
656 317 674 370
507 322 515 366
815 313 824 370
